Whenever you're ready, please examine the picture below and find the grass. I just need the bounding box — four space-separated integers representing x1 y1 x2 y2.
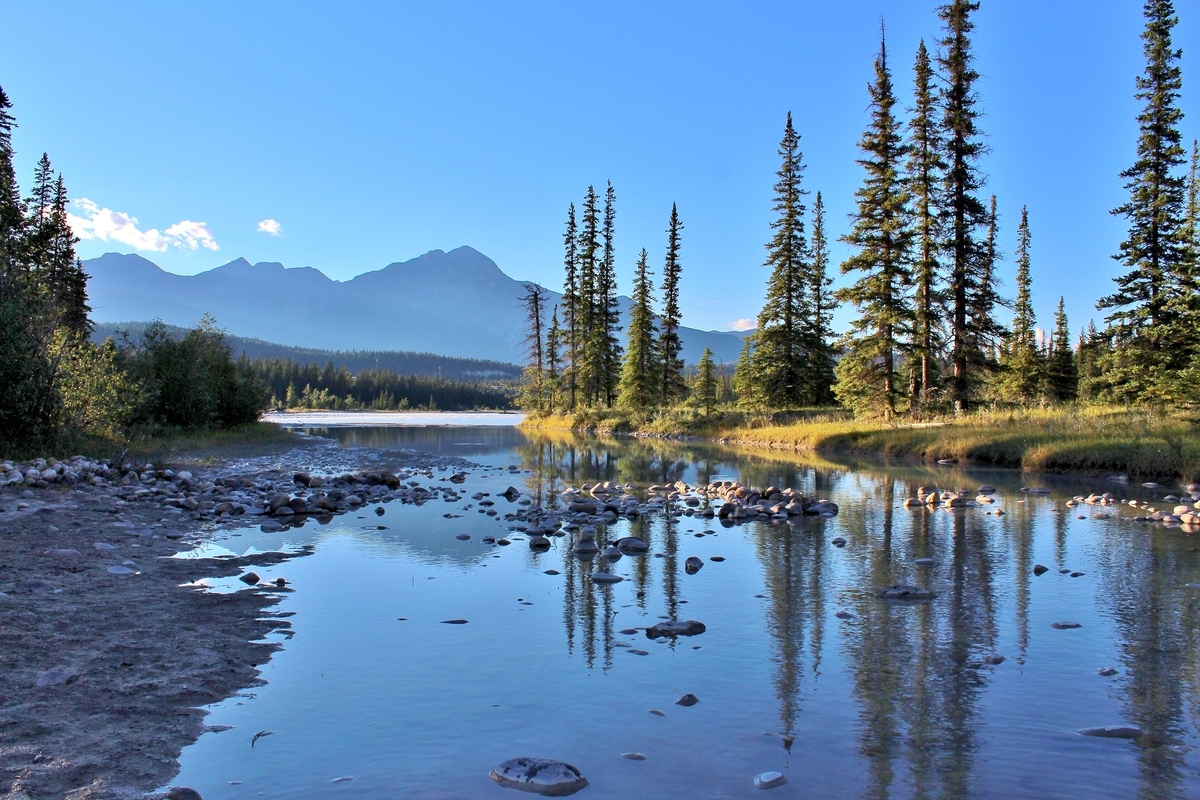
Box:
523 405 1200 481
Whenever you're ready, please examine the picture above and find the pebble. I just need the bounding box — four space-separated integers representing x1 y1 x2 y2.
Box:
455 534 471 540
709 556 726 562
627 649 650 656
675 693 700 707
490 757 588 796
914 557 935 566
645 620 706 638
835 611 854 620
1098 667 1119 677
983 654 1005 665
649 709 665 716
107 566 136 575
441 619 470 624
754 771 788 790
239 572 260 585
684 556 704 574
35 668 72 687
1052 621 1082 629
1079 726 1141 739
44 549 81 557
591 572 624 584
94 542 116 550
875 585 936 600
544 570 561 575
621 752 647 760
1033 564 1049 576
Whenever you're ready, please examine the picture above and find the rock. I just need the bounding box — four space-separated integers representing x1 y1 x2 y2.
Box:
1079 726 1142 739
1033 564 1050 576
529 536 551 550
1052 621 1082 629
35 668 72 687
709 556 726 562
375 506 386 516
831 537 847 547
984 654 1005 665
44 548 81 557
490 757 588 796
675 693 700 707
94 542 116 550
601 546 623 561
455 534 471 540
571 535 599 555
649 709 665 716
240 572 261 585
835 610 854 620
107 566 136 575
441 619 469 624
914 557 935 566
261 520 284 532
875 584 936 600
621 752 647 760
627 649 649 656
754 771 788 790
645 619 706 638
166 789 204 800
1098 667 1119 677
591 572 624 584
684 556 704 574
616 536 649 553
977 484 997 494
14 578 53 593
544 569 561 575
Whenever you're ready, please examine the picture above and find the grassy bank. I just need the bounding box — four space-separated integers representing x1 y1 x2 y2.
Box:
523 406 1200 481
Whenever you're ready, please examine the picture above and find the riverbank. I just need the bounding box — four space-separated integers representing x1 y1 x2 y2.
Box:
0 430 482 799
523 406 1200 482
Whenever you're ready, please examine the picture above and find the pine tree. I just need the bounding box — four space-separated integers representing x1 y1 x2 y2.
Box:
659 203 686 404
561 203 579 408
1077 321 1109 401
907 40 945 406
598 181 623 406
752 112 812 408
545 305 561 412
0 85 25 286
618 248 659 410
518 282 546 412
995 206 1042 403
1045 297 1078 402
577 186 602 403
834 27 914 418
938 0 992 413
732 334 759 409
45 175 90 337
1097 0 1188 401
695 347 717 415
807 192 836 404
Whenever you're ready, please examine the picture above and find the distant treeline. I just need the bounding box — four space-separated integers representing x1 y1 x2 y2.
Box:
92 322 523 380
253 358 514 411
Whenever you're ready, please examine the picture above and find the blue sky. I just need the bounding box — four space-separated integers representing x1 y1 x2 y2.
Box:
0 1 1195 336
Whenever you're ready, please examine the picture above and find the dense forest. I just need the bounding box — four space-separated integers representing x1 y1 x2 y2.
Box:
253 358 513 411
92 322 522 380
521 0 1200 420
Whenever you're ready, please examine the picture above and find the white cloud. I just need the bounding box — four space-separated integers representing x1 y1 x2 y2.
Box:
257 218 282 236
68 198 219 253
728 318 756 331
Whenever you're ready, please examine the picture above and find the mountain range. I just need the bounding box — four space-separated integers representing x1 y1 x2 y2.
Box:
82 246 748 365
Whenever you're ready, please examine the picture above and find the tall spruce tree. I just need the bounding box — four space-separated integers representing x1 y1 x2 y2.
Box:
808 191 836 404
752 112 812 408
938 0 991 413
577 186 602 403
834 27 914 418
545 305 561 412
732 334 759 409
907 40 945 406
996 206 1042 403
0 85 24 285
618 248 660 410
561 203 579 408
598 182 622 406
1097 0 1188 401
518 283 547 411
659 203 686 403
1045 297 1078 401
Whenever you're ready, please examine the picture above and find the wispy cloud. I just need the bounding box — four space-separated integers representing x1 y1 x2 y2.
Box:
257 218 282 236
68 198 219 252
728 318 756 331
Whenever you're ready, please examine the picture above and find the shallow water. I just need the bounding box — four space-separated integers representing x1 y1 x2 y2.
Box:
169 426 1200 799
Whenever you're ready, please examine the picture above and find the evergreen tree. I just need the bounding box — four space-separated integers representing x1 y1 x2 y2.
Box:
907 40 945 406
732 334 759 409
577 186 602 403
1077 321 1109 401
1045 296 1078 402
1097 0 1188 401
518 282 547 411
807 191 836 404
545 305 561 412
995 206 1042 403
938 0 992 413
659 203 686 403
695 347 717 415
618 248 659 410
598 181 623 406
834 27 914 419
0 85 25 286
561 203 579 408
752 112 812 408
44 175 90 337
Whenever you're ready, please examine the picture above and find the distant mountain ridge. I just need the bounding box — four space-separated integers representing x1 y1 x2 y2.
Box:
82 246 747 365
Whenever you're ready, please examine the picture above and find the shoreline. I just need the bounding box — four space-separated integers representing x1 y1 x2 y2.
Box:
520 407 1200 483
0 430 483 800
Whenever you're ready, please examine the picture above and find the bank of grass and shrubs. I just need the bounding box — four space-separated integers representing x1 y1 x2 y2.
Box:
523 405 1200 482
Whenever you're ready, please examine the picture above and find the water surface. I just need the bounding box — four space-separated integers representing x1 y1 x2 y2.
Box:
169 425 1200 799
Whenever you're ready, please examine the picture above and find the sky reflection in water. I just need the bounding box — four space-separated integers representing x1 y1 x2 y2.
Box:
168 426 1200 800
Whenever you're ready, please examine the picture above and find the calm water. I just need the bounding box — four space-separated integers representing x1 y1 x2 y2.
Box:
168 425 1200 800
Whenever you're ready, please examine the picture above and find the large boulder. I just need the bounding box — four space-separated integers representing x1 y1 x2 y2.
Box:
490 757 588 796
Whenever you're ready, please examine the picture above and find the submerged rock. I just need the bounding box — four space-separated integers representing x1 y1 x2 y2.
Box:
490 757 588 796
1052 621 1082 630
1033 564 1050 576
754 771 788 790
1079 726 1142 739
875 585 936 600
591 572 624 584
675 693 700 707
684 556 704 574
165 789 204 800
645 619 706 638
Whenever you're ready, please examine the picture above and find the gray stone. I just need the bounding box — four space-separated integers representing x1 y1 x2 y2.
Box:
1098 667 1119 677
754 771 788 790
1079 726 1141 739
441 619 469 624
645 619 706 638
616 536 649 553
107 566 136 575
165 789 204 800
684 556 704 574
914 557 936 567
35 668 72 687
984 654 1005 665
592 572 624 584
94 542 116 550
14 578 53 593
1052 621 1082 629
240 572 260 585
675 693 700 707
44 549 81 557
1033 564 1050 576
489 757 588 796
621 752 647 760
